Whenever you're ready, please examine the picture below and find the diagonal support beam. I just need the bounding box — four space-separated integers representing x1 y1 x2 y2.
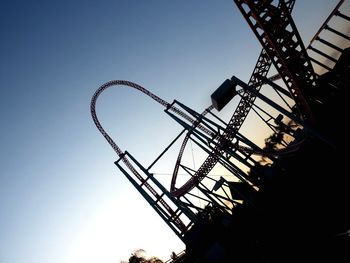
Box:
234 0 318 123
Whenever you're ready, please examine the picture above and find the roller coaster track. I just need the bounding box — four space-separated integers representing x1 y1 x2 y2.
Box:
228 0 295 133
91 0 347 246
92 0 311 201
173 0 340 196
90 81 262 231
91 80 300 204
169 0 296 197
91 80 190 232
234 0 318 122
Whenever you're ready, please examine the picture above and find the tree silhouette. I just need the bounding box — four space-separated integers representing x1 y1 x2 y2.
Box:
259 116 300 165
121 249 164 263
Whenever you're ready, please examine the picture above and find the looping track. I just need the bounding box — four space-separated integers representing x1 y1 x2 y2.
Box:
91 0 303 201
91 79 302 200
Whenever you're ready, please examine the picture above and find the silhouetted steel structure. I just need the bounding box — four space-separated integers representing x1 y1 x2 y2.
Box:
234 0 319 122
168 0 296 198
227 0 295 132
91 0 350 262
90 79 295 240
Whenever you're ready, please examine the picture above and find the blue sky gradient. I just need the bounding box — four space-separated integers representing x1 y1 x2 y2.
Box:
0 1 342 262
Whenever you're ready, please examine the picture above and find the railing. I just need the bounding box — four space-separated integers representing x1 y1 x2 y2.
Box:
307 0 350 74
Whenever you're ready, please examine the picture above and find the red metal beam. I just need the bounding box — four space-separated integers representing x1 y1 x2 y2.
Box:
234 0 317 122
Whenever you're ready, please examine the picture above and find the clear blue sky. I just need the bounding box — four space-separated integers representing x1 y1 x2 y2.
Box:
0 1 341 262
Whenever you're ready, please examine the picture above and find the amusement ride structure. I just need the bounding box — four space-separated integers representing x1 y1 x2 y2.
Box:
91 1 350 262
